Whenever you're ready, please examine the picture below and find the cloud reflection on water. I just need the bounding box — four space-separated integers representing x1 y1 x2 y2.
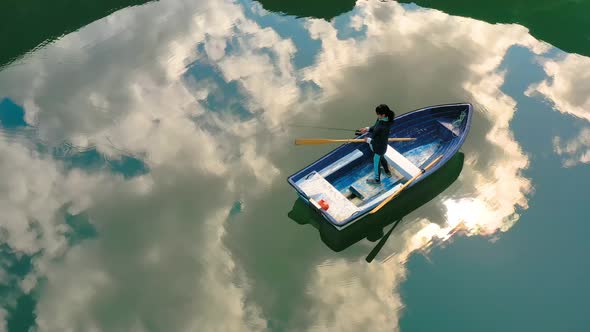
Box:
0 0 279 330
526 53 590 167
0 0 587 331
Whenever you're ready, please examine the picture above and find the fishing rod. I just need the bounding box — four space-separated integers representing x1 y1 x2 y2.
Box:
289 124 358 132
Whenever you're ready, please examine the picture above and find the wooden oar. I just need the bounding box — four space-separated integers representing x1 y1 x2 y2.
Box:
365 218 402 263
369 155 443 214
294 138 416 145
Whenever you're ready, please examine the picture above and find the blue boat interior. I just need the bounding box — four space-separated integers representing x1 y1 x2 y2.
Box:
288 103 471 228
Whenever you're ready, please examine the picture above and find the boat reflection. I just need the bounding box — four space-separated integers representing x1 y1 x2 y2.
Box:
288 152 464 252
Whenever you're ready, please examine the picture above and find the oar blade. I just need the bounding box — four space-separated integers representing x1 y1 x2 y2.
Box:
365 219 401 263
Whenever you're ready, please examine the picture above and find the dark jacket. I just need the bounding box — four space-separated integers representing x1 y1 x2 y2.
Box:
368 118 392 155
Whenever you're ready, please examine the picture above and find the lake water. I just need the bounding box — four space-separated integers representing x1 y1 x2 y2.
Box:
1 1 589 331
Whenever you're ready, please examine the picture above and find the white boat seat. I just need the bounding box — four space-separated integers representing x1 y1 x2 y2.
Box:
296 172 360 222
318 149 363 177
383 145 421 179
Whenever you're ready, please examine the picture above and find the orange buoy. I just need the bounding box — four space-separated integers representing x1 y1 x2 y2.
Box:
318 199 329 210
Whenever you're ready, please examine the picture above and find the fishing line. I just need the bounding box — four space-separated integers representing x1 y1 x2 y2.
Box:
289 124 358 132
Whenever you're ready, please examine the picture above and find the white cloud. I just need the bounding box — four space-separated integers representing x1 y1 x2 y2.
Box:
0 0 305 330
524 53 590 166
0 136 107 262
302 1 550 100
34 205 267 332
0 135 116 329
526 54 590 122
0 0 304 181
553 127 590 167
304 259 405 332
0 129 268 332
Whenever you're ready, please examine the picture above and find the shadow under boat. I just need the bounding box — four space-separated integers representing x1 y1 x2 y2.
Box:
288 152 465 252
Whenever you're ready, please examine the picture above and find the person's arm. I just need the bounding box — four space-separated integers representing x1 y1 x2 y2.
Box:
357 125 373 134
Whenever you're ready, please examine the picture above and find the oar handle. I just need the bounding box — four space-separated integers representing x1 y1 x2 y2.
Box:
294 138 416 145
369 155 443 214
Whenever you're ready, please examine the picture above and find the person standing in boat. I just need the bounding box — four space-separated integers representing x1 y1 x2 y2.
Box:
357 104 395 184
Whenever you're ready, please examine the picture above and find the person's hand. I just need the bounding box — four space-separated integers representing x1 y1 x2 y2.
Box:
358 127 368 134
364 137 368 142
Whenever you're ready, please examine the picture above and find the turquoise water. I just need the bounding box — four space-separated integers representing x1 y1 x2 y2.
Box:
1 0 589 331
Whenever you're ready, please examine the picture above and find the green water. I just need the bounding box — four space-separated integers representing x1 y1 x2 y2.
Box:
1 1 589 331
0 0 155 68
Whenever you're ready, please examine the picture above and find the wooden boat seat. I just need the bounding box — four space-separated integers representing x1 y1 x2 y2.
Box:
383 145 421 179
296 172 361 222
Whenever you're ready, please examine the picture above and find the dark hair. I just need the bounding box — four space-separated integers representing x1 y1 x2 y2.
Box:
375 104 395 122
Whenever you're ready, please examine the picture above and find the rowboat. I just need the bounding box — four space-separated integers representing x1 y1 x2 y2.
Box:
287 103 472 230
288 152 465 251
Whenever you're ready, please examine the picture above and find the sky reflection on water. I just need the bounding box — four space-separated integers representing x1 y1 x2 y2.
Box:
0 0 589 331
